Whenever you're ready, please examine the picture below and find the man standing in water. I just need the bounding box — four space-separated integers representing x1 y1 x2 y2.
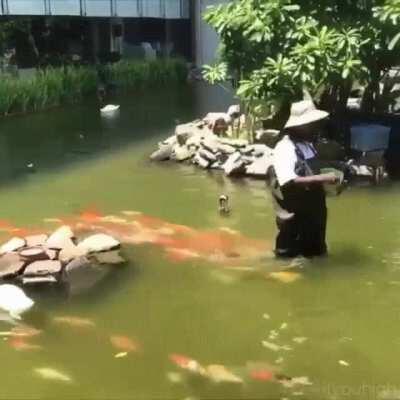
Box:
269 100 338 258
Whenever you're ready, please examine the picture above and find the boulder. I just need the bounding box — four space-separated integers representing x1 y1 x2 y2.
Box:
46 226 75 249
203 112 232 125
201 134 220 153
255 129 280 147
77 234 120 254
171 145 194 162
24 260 63 277
186 134 203 149
0 237 26 255
150 144 173 161
25 234 48 247
175 122 204 145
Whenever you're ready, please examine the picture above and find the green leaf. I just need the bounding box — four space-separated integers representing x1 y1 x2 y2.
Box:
389 32 400 50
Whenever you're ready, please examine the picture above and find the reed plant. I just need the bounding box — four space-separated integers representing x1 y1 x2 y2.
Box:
0 58 187 117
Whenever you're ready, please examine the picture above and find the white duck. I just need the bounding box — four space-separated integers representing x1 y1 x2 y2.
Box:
100 104 120 114
0 284 34 319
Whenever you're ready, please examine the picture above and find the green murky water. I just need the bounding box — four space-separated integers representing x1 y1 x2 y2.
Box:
0 84 399 400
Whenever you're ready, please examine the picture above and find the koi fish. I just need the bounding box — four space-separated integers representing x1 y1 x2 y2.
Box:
169 354 206 375
34 367 72 383
268 271 302 284
53 316 96 328
250 369 274 382
110 335 140 353
9 338 42 351
10 325 42 338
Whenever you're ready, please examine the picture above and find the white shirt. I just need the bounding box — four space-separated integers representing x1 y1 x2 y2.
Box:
273 135 316 186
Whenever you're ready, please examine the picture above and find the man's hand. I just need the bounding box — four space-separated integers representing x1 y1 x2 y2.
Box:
319 173 339 184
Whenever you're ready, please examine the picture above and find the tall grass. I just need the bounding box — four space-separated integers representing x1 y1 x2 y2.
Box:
0 59 187 117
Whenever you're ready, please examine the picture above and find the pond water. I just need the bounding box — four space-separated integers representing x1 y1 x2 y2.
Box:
0 84 400 400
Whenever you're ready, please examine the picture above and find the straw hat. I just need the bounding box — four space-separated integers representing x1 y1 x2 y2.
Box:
284 100 329 129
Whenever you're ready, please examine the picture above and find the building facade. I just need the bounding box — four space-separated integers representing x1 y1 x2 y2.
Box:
1 0 189 19
0 0 224 68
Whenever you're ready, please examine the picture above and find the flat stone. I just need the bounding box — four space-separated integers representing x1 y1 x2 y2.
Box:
242 144 271 157
24 260 62 277
245 152 274 176
0 253 25 279
220 138 248 148
58 244 87 263
0 237 26 255
77 234 120 254
46 226 75 249
25 234 48 247
22 275 57 285
19 247 49 262
217 143 236 154
193 153 210 169
223 152 246 176
198 148 217 162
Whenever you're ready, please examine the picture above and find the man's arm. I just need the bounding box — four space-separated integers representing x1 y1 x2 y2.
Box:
293 173 338 186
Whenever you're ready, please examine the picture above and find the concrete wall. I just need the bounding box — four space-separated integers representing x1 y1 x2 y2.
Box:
194 0 227 67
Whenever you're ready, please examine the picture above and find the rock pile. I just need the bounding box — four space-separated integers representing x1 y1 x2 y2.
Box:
0 226 124 286
150 118 276 178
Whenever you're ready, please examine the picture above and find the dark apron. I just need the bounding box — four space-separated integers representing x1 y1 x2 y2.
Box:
267 142 327 258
